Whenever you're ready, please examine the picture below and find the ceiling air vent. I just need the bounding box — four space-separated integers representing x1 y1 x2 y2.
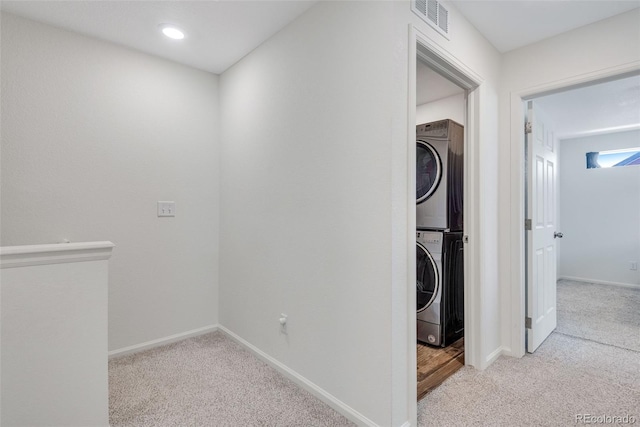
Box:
411 0 450 40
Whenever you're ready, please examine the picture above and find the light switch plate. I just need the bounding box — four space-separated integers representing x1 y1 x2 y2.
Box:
157 201 175 217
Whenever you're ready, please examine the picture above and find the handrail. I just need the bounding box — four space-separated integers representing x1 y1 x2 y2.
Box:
1 241 115 269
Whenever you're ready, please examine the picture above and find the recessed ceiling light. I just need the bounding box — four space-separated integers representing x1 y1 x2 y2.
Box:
159 24 185 40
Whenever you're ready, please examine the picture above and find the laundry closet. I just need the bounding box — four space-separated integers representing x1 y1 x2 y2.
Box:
415 58 467 401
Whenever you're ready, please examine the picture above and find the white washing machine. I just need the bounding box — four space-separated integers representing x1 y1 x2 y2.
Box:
416 119 464 231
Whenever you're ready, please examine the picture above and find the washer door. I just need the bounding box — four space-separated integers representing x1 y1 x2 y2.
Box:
416 140 442 203
416 242 439 312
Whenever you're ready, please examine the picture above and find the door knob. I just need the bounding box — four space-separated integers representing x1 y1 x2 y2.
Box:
554 232 563 239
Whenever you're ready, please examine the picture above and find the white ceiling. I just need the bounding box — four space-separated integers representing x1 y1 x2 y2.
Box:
416 60 465 105
1 1 638 74
535 74 640 139
2 2 637 157
0 1 316 74
450 0 640 53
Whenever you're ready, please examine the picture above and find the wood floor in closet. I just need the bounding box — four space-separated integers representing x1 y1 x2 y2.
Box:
417 338 464 401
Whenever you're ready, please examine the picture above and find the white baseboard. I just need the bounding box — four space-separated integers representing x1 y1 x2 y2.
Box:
481 346 504 369
108 324 219 358
499 346 517 358
217 325 379 427
558 276 640 290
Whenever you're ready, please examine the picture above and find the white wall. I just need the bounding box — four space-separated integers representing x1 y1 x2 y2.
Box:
499 8 640 354
219 2 395 425
416 93 465 125
0 13 220 351
558 130 640 286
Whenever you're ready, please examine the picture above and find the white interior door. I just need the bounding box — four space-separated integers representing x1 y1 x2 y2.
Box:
525 100 558 353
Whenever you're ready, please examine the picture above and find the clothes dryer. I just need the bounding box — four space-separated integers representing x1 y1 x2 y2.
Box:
416 119 464 231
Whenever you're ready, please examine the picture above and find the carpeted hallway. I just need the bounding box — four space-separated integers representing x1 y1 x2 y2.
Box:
110 280 639 425
109 332 354 426
417 332 639 426
555 279 640 352
417 280 640 426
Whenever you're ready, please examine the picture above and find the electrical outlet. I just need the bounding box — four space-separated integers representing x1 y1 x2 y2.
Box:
157 201 175 217
631 261 638 271
279 313 288 334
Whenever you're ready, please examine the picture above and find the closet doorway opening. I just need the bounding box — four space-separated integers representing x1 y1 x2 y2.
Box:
407 29 481 417
415 58 467 400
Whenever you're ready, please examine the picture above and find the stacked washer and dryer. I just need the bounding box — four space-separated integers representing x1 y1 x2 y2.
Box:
416 119 465 347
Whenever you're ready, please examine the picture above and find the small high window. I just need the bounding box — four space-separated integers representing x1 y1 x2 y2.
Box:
586 147 640 169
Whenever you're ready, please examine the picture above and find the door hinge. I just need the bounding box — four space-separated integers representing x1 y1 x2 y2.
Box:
525 317 532 329
525 219 532 230
525 122 532 134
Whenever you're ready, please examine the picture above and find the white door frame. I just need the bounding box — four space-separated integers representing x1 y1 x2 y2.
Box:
507 63 640 357
406 24 483 425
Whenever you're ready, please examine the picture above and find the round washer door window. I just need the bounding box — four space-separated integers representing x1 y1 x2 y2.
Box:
416 242 439 312
416 140 442 203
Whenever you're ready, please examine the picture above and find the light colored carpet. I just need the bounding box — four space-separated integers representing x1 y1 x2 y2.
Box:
557 279 640 352
112 282 639 426
418 281 640 426
418 333 640 426
109 331 354 426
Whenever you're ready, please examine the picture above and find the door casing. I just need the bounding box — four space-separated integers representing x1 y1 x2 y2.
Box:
506 64 640 357
405 24 482 427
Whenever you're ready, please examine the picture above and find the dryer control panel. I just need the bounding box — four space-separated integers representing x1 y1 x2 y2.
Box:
416 119 449 139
